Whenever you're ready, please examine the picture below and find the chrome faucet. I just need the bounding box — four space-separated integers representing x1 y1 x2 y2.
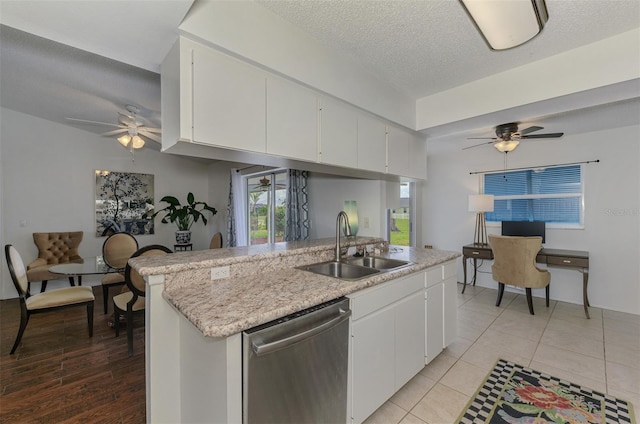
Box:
335 211 352 261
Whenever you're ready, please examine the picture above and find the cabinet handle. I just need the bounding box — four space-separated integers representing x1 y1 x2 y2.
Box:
472 251 480 255
563 260 572 264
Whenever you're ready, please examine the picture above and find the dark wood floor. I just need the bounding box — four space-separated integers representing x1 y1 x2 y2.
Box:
0 286 146 423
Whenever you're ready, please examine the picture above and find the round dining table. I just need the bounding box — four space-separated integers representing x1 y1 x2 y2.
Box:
49 256 122 285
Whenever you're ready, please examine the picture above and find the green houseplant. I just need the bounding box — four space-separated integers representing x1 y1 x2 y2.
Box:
150 192 217 244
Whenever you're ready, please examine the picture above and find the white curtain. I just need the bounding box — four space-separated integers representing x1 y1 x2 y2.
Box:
226 168 247 247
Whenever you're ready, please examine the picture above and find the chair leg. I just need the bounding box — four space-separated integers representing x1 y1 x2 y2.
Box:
526 288 535 315
102 285 110 314
87 302 94 337
68 276 75 287
496 282 505 306
114 307 120 337
127 308 134 357
10 308 30 354
40 280 48 293
545 285 550 307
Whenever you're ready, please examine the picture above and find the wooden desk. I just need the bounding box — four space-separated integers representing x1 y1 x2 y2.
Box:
462 244 590 318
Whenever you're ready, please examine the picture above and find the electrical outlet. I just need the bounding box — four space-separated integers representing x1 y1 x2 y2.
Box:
211 266 230 280
424 244 433 249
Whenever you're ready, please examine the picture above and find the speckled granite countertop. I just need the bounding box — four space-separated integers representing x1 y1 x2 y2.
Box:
129 237 460 338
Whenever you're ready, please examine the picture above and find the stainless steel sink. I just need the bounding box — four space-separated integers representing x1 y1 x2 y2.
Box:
297 261 381 280
344 256 411 270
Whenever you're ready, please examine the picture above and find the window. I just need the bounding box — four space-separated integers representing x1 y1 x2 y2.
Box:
388 181 413 246
484 165 583 226
246 171 287 245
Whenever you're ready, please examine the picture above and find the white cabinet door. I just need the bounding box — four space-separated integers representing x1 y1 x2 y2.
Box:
320 97 358 168
351 306 395 424
357 114 387 173
443 277 458 347
395 290 426 389
387 125 410 176
192 46 266 152
408 134 427 180
425 283 444 364
266 76 318 162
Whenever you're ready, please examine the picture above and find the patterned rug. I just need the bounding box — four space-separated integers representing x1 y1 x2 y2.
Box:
458 359 636 424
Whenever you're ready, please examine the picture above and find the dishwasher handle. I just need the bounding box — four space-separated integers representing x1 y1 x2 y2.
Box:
252 309 351 356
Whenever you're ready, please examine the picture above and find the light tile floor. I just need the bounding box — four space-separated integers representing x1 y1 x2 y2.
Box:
363 284 640 424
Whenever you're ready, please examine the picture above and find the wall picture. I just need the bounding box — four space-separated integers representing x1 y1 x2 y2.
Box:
95 170 154 237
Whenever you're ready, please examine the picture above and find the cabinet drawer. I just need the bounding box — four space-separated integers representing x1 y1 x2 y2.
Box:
547 256 589 268
349 272 424 321
462 247 493 260
443 260 457 280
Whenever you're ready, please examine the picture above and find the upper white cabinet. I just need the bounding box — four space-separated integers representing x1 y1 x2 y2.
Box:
357 114 387 173
319 97 358 168
387 125 410 176
192 45 266 152
409 133 427 180
266 76 318 162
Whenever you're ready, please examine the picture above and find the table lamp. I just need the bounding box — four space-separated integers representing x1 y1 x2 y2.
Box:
469 194 494 245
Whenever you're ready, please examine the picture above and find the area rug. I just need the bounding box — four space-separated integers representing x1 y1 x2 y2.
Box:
458 359 636 424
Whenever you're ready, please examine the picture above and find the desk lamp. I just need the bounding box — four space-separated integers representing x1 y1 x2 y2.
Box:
469 194 494 245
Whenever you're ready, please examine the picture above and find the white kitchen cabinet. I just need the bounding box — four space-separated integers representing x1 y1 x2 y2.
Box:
320 97 358 168
425 259 458 364
266 75 318 162
192 44 266 152
349 271 425 424
357 114 387 173
386 125 410 176
408 133 427 180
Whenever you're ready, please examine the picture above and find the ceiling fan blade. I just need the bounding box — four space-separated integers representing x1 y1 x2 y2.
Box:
141 127 162 134
138 130 161 143
463 141 495 150
66 117 121 128
519 126 544 135
101 128 128 136
520 132 564 139
118 112 136 126
467 137 497 140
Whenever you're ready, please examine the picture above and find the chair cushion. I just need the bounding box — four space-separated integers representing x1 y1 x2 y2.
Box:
113 292 145 312
26 286 94 310
102 272 125 286
32 231 83 265
26 264 61 282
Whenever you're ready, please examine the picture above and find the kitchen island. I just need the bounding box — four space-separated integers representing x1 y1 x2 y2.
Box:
129 237 460 423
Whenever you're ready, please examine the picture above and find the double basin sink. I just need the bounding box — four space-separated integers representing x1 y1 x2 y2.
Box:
297 256 411 281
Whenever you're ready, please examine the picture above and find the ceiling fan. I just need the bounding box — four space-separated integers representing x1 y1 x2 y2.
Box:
463 122 563 152
248 176 286 193
67 105 161 151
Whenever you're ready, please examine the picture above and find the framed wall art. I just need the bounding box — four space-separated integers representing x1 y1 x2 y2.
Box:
95 170 154 237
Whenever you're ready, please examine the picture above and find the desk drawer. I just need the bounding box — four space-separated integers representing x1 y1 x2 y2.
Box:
547 256 588 268
463 247 493 260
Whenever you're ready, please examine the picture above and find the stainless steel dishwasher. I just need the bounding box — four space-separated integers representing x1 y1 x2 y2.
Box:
243 297 351 424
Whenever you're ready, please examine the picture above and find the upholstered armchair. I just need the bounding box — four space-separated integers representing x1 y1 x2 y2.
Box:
27 231 83 293
489 234 551 315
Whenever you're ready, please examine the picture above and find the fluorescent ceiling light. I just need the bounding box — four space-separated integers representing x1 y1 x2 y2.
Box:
461 0 549 50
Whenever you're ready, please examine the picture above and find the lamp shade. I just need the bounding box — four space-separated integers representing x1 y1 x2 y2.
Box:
468 194 494 212
494 139 519 152
461 0 548 50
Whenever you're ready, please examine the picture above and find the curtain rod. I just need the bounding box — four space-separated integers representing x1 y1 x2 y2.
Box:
469 159 600 175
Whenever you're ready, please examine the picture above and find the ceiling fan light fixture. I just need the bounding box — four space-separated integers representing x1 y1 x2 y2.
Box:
494 139 520 152
117 134 131 147
461 0 549 50
131 135 145 149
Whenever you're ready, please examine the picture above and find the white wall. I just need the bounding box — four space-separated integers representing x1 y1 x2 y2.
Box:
0 108 223 298
423 124 640 314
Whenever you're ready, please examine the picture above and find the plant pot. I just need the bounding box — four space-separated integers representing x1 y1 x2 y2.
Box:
175 230 191 244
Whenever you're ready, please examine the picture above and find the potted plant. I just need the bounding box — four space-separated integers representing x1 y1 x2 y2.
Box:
150 192 217 244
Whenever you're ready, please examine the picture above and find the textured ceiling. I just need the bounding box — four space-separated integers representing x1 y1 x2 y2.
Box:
258 0 640 99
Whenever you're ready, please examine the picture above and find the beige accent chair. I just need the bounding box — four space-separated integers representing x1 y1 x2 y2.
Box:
5 244 95 354
114 244 172 356
101 232 139 314
26 231 83 293
489 235 551 315
209 232 223 249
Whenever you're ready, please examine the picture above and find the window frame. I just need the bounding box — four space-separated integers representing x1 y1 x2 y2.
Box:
244 169 287 245
482 164 585 229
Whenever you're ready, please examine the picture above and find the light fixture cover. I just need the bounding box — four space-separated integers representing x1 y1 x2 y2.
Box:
468 194 495 212
117 134 131 147
461 0 549 50
494 139 520 152
131 135 145 149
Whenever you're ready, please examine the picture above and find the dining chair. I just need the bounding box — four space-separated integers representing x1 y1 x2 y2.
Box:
488 234 551 315
209 232 223 249
5 244 95 354
101 232 139 314
26 231 83 293
113 244 172 356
